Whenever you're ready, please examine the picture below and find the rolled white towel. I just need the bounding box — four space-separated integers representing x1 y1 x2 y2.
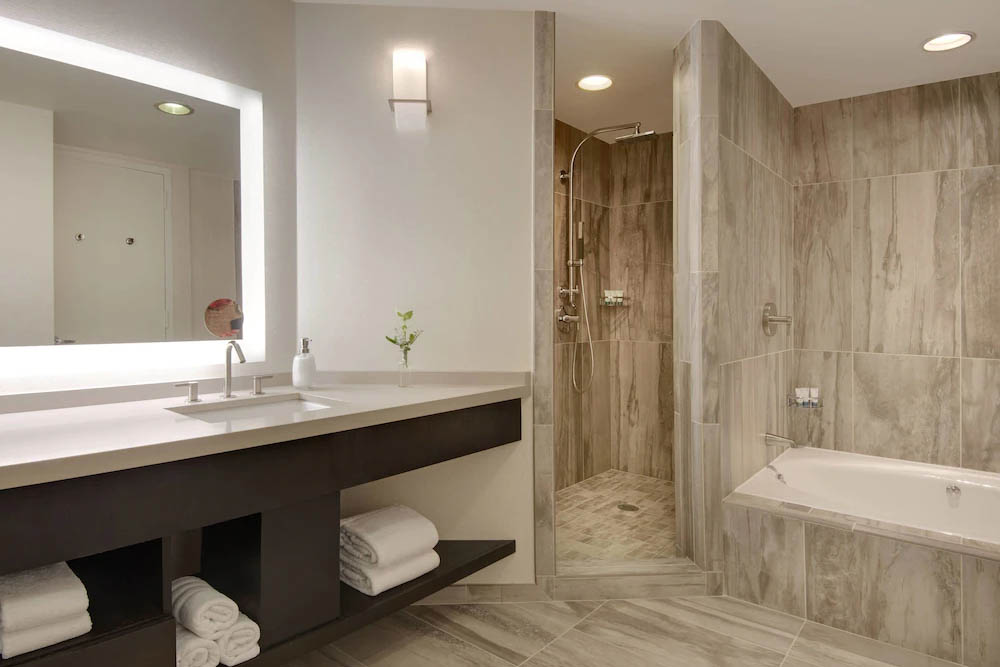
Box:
177 626 221 667
216 613 260 666
171 576 239 640
221 643 259 666
0 611 92 659
340 505 439 568
340 549 440 596
0 562 89 633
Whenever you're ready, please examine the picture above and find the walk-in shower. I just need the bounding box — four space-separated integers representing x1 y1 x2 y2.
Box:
557 122 656 392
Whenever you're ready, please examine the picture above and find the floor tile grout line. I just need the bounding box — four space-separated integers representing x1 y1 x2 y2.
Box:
400 606 526 667
777 618 807 667
515 600 608 666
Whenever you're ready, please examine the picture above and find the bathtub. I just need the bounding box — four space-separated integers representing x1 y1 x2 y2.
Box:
733 446 1000 546
722 446 1000 664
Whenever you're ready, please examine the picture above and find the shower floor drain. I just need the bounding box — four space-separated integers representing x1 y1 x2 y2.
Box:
617 503 639 512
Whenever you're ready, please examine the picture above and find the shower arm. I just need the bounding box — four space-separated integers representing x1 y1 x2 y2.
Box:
563 122 641 307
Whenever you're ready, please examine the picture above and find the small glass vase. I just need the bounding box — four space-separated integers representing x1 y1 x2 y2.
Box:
398 349 411 387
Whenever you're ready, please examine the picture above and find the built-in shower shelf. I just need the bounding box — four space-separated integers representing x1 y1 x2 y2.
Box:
787 395 823 409
599 299 630 307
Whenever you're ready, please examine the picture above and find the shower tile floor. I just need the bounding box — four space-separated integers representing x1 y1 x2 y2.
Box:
556 469 675 566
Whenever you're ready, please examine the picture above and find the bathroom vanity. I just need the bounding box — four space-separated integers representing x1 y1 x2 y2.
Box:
0 381 526 665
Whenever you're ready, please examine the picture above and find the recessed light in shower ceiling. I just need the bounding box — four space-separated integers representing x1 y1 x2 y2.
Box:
577 75 613 91
155 101 194 116
922 32 975 52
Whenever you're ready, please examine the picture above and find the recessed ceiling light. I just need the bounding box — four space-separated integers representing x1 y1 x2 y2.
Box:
922 32 975 52
155 101 194 116
578 75 613 91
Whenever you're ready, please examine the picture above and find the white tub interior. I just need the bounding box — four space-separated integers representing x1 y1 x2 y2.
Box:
734 447 1000 544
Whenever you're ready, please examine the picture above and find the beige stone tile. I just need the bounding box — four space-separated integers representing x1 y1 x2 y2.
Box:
961 165 1000 358
753 159 793 356
786 620 960 667
573 599 786 666
962 555 1000 667
793 181 852 351
533 12 554 111
718 137 754 363
787 350 852 451
853 172 959 356
534 110 554 271
646 596 804 654
407 601 599 665
793 99 852 185
723 504 806 617
533 269 553 425
961 357 1000 474
805 523 961 662
853 80 959 178
960 72 1000 169
548 573 705 600
523 628 665 667
852 353 960 466
314 646 367 667
333 611 511 667
613 342 673 479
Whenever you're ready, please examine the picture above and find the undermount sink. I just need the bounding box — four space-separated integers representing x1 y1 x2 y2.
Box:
167 392 346 424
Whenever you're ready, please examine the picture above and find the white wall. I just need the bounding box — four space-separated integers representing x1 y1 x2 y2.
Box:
0 0 297 389
296 3 533 373
297 4 535 583
0 100 53 346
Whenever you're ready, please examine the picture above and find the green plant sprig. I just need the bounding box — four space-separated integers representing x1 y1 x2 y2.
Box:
385 309 423 353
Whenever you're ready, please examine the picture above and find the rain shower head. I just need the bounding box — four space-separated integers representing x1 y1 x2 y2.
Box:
614 128 656 144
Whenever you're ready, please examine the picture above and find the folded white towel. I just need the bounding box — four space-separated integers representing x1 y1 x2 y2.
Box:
216 613 260 666
340 549 440 596
171 576 239 640
221 643 259 666
177 626 221 667
340 505 439 568
0 611 91 659
0 562 89 633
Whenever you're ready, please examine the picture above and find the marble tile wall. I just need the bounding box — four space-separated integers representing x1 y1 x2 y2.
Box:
791 71 1000 475
533 10 555 576
673 21 793 580
723 502 998 664
553 119 674 492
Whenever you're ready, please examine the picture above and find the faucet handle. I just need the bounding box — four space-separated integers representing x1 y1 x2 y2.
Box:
174 381 201 403
251 375 273 396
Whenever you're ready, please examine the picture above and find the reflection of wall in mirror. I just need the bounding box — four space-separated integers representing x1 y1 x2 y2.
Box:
0 100 54 346
0 114 239 346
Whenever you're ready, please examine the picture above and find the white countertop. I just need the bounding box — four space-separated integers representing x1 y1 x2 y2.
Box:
0 380 529 492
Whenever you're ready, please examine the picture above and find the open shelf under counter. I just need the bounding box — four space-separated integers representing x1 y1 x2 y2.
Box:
249 539 516 667
1 540 174 667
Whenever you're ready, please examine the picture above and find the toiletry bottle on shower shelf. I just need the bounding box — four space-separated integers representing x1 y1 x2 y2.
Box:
293 337 316 389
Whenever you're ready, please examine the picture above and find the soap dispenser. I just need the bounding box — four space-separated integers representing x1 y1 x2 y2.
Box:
293 337 316 389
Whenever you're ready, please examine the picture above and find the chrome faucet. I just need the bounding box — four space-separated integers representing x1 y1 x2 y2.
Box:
224 341 246 398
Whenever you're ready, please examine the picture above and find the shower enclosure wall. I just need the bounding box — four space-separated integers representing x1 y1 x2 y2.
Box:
553 119 674 565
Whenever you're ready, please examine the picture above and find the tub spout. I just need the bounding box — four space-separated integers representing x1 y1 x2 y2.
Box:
764 433 798 448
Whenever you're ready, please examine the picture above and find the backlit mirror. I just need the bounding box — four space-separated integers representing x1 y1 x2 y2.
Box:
0 44 242 346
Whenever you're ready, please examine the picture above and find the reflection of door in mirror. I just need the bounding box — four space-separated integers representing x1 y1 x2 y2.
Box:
54 149 169 344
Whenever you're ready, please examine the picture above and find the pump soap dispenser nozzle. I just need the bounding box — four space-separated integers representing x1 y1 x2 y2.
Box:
293 337 316 389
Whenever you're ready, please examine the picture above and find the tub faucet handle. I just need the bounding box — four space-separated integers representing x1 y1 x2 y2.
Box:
946 484 961 496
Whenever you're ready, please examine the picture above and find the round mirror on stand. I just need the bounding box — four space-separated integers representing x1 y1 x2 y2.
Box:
204 298 243 339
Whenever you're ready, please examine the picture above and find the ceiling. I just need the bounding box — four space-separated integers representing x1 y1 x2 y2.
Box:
303 0 1000 139
0 45 240 174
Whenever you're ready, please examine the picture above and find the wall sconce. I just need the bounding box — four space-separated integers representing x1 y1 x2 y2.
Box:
389 48 431 131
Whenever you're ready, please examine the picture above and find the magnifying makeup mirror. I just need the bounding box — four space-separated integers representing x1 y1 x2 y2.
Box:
204 298 243 339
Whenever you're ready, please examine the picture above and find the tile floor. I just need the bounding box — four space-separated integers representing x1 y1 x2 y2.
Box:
282 595 958 667
556 469 675 565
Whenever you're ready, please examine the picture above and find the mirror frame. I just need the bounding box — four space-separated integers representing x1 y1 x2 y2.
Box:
0 17 265 390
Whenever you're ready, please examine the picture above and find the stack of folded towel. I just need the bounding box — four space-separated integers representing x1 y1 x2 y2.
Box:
0 562 92 659
172 576 260 667
340 505 440 596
